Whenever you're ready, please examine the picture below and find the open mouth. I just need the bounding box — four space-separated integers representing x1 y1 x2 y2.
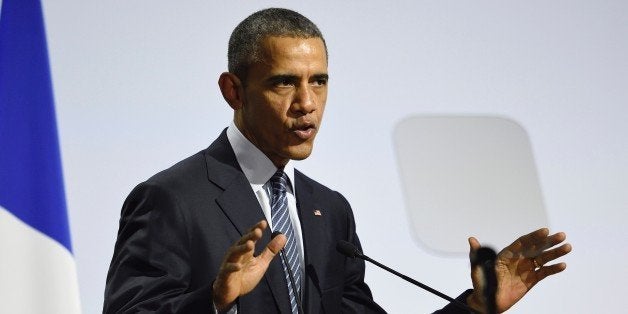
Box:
292 123 316 140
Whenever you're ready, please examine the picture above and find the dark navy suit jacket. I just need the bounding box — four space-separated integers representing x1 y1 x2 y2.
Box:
104 130 471 313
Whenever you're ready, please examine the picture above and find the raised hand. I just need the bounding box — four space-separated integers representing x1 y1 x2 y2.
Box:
467 228 572 313
212 220 287 312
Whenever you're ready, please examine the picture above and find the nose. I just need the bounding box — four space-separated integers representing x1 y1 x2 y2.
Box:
292 84 316 115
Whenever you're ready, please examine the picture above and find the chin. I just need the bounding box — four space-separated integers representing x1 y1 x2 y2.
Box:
285 144 314 161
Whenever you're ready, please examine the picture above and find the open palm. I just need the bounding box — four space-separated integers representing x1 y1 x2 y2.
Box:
468 228 572 313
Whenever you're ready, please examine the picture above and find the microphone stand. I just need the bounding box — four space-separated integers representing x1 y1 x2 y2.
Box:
471 247 498 314
337 241 477 313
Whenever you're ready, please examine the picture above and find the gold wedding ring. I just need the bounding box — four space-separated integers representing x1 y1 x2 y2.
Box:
533 258 541 269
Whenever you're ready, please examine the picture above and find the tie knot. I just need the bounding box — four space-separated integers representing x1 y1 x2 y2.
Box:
270 169 289 194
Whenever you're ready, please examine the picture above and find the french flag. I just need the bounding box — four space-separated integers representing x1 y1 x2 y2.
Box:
0 0 81 312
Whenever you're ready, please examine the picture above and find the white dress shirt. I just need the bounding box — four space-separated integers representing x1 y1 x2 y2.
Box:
210 123 306 314
226 122 305 265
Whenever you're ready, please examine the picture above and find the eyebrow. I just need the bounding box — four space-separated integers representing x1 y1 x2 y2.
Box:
267 74 299 84
311 74 329 81
267 73 329 84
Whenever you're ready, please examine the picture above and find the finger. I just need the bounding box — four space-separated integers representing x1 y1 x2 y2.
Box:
517 227 550 247
224 221 270 263
535 262 567 282
526 232 568 258
237 220 268 245
543 232 567 249
258 233 287 264
219 261 244 274
251 220 268 232
236 228 262 246
506 228 553 258
535 243 572 266
224 240 255 263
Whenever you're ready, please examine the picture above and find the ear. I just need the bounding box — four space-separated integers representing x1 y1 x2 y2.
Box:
218 72 244 110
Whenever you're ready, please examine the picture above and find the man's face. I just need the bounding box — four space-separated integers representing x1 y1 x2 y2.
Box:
235 36 328 167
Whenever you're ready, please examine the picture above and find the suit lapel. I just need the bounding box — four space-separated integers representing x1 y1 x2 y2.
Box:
205 130 292 313
205 130 264 236
215 175 292 313
295 171 326 314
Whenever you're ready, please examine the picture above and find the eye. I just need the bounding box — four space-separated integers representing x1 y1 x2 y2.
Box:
276 79 294 87
311 75 328 86
270 76 297 88
312 78 328 86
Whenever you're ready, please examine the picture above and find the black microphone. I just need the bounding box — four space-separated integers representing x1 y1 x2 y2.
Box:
471 247 498 314
336 240 475 313
272 231 304 314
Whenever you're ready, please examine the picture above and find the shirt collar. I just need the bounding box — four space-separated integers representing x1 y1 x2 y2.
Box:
226 121 296 192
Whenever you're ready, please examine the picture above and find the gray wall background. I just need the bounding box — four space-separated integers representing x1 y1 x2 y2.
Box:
42 1 627 313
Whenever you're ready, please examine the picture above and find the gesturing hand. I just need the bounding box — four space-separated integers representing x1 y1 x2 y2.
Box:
212 220 287 312
467 228 572 313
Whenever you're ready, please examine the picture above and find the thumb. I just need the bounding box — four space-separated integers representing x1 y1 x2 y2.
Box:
468 236 481 253
258 233 287 264
468 237 485 292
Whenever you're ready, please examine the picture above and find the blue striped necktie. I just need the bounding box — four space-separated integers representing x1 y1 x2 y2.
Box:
268 170 301 314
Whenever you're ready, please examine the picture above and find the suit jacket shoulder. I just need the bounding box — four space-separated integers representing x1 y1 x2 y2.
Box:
104 132 265 313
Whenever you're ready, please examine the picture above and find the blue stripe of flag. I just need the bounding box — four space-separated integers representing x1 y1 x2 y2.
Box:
0 0 73 252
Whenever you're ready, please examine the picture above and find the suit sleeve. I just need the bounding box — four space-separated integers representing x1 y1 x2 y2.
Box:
103 182 214 314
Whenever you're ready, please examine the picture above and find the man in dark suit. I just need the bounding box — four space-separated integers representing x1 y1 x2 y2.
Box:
104 8 571 313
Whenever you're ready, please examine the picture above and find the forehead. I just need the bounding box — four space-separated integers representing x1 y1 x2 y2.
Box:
256 36 328 70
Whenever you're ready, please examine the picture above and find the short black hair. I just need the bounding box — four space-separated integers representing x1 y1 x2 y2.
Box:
228 8 327 81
